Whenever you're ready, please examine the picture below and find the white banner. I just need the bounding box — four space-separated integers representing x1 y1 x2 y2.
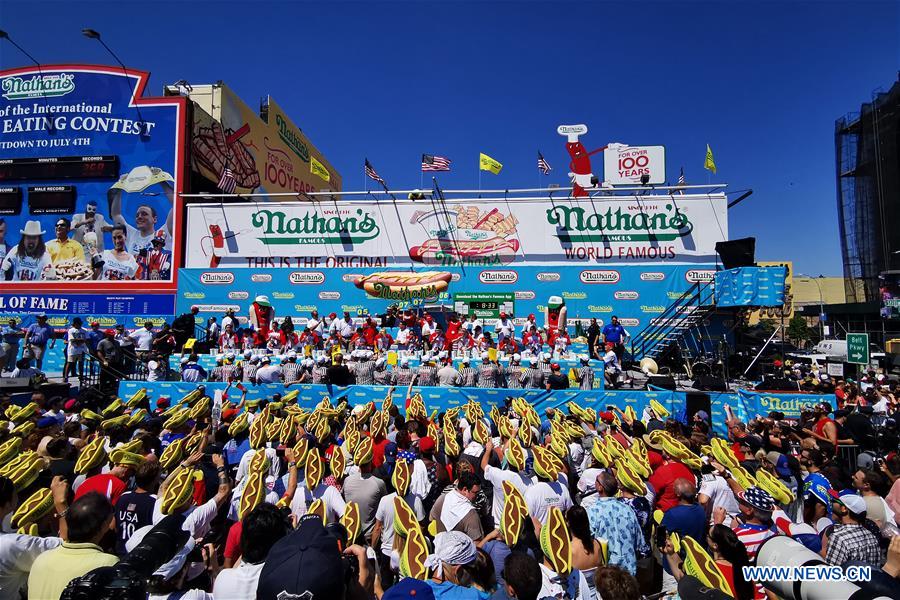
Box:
603 145 666 185
185 195 727 268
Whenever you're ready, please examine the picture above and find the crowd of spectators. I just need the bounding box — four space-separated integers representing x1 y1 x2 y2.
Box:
0 379 899 600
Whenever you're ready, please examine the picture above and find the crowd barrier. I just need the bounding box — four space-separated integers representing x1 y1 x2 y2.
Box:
118 382 836 438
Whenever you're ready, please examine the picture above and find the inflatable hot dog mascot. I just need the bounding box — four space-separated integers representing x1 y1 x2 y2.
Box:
545 295 567 334
353 271 452 301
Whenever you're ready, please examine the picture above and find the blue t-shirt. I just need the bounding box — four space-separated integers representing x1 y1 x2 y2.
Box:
426 581 489 600
661 504 707 552
602 323 626 343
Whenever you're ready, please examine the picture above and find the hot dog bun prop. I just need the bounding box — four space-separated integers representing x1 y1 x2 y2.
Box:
353 271 451 300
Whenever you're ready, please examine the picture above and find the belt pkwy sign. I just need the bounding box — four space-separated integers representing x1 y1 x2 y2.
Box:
847 333 869 365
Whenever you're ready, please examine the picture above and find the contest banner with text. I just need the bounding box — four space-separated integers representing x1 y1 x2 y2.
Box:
184 196 727 269
175 264 720 331
0 65 186 293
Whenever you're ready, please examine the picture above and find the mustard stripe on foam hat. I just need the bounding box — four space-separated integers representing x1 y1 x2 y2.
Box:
161 467 197 515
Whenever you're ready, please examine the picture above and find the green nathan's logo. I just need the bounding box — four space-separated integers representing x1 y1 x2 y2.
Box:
546 203 692 242
252 209 380 245
2 73 75 100
275 114 310 163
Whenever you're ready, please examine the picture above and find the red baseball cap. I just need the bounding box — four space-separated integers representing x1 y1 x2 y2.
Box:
418 436 436 453
105 328 116 336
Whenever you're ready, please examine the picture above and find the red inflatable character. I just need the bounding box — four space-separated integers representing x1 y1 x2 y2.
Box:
558 124 608 197
248 294 275 346
544 295 568 342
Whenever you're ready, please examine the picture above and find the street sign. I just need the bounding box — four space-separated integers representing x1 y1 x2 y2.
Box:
847 333 869 365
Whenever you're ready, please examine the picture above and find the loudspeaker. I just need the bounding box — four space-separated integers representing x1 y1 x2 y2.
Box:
685 392 712 420
715 237 756 269
692 375 728 391
645 374 676 391
755 377 800 392
38 382 71 399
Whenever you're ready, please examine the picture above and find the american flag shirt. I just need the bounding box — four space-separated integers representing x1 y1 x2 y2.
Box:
459 366 478 387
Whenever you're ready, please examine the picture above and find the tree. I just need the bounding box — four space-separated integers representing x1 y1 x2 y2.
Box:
787 314 812 347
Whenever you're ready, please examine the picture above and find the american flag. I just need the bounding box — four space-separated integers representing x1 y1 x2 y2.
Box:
365 159 385 185
676 167 685 195
537 152 552 175
421 154 451 172
218 167 237 194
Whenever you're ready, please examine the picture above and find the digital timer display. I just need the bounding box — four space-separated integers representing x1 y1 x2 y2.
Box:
28 186 76 214
471 301 499 310
0 155 120 181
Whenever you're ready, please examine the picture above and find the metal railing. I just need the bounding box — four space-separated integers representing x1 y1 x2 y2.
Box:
628 280 716 362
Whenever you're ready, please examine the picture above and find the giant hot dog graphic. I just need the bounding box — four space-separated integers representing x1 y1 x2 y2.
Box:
352 271 452 300
409 205 520 264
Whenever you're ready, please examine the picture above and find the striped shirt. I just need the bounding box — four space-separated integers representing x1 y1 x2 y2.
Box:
416 365 437 386
459 367 478 387
540 362 552 375
577 367 594 390
733 523 776 561
282 361 304 384
243 364 258 382
394 368 416 386
478 364 501 388
374 369 395 385
505 366 524 389
210 366 224 382
522 368 545 389
354 360 376 385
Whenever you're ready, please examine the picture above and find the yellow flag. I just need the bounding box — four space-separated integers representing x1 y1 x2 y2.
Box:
310 155 331 182
479 153 502 175
704 144 717 174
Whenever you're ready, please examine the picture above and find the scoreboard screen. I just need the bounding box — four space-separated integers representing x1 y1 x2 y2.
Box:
28 186 76 214
0 187 23 215
0 155 120 181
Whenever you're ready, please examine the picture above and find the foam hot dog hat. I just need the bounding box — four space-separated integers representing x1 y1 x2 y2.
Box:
306 497 326 520
239 470 267 520
540 506 572 575
74 438 107 474
353 436 374 466
305 450 323 490
11 487 53 529
500 480 529 546
341 501 362 543
400 524 429 580
0 437 22 465
330 446 347 478
505 437 526 471
393 459 412 496
161 467 197 515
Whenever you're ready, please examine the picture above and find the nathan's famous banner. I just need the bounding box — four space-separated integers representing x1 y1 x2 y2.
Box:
747 261 794 325
190 84 341 196
714 266 787 308
184 195 727 269
0 65 185 296
176 264 721 331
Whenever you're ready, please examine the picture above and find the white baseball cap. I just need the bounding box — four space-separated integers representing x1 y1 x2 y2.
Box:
400 357 410 367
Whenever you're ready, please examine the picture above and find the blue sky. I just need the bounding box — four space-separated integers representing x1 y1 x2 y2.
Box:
1 0 897 276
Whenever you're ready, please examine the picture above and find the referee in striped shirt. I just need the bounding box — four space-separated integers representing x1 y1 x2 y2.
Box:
354 351 376 385
576 356 595 390
281 352 304 384
522 358 545 389
459 357 478 387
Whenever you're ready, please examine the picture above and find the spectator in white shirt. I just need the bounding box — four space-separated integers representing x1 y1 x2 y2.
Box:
214 503 289 599
395 322 411 349
129 321 155 356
